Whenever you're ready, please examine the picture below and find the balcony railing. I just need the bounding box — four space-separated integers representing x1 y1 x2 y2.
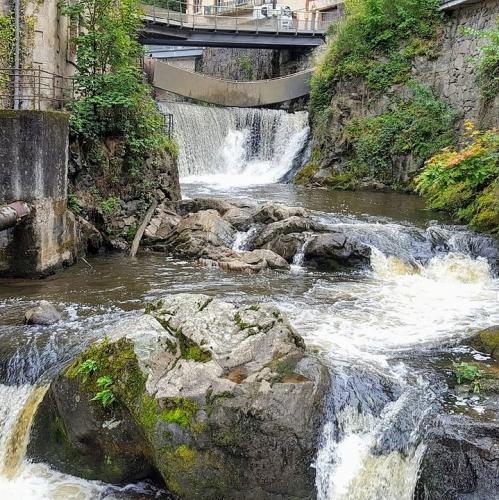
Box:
0 67 74 111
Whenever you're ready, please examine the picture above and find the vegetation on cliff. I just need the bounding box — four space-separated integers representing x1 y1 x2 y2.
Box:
416 124 499 235
62 0 180 249
344 84 456 186
306 0 454 189
310 0 443 117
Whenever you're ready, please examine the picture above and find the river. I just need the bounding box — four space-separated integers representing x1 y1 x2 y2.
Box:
0 104 498 499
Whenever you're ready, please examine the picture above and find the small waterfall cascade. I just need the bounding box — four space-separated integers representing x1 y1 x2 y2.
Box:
160 102 309 185
232 227 258 251
0 384 48 479
308 242 499 500
291 234 314 268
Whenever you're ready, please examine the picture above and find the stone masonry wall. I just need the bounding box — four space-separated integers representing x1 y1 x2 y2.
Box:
414 0 499 128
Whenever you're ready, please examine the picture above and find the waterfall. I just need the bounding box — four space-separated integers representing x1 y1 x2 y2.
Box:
160 102 309 185
232 227 258 251
0 384 48 479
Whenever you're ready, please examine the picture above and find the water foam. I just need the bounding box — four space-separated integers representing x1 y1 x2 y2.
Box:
161 102 309 186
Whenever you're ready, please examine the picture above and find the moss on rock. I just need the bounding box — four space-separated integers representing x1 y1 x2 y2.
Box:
470 326 499 360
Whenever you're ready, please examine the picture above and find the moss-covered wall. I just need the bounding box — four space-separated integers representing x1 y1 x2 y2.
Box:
0 110 69 202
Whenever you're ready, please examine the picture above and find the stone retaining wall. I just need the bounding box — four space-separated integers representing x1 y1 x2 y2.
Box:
415 0 499 128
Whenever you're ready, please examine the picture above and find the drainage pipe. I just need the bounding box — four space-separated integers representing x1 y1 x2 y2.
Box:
0 202 30 230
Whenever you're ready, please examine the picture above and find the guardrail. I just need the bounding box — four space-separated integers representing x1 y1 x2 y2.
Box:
0 68 74 110
142 0 340 33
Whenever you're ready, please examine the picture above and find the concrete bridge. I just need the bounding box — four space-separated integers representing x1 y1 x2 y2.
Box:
150 60 313 105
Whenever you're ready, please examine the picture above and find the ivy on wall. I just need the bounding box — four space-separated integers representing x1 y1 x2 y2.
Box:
464 19 499 103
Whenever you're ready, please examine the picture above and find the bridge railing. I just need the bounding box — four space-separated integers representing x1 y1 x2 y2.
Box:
142 0 340 33
0 67 74 111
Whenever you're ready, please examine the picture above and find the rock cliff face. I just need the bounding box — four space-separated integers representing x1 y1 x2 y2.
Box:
303 0 499 189
69 137 180 253
29 295 330 499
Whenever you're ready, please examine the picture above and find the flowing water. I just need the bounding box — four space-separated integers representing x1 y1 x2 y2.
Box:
0 103 498 499
160 102 310 184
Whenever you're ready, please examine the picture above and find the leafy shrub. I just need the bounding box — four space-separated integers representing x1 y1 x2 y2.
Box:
453 362 483 393
76 359 98 382
61 0 176 173
100 196 121 215
90 375 116 407
310 0 443 117
68 193 83 214
415 123 499 233
344 83 456 184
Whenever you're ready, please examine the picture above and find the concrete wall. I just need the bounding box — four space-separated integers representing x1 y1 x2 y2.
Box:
0 111 68 202
153 60 313 106
28 0 73 77
0 111 77 277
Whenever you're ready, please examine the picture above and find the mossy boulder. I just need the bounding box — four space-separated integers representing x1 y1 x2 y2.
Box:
469 326 499 360
29 294 329 499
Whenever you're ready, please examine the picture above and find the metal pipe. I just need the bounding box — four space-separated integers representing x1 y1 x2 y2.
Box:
13 0 21 110
0 202 31 231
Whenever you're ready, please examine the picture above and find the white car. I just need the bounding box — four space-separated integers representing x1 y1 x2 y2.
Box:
253 3 293 29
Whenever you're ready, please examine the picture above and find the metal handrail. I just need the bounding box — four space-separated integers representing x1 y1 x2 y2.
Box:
142 0 341 33
0 67 75 110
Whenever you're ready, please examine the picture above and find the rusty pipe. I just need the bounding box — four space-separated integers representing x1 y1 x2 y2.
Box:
0 202 31 231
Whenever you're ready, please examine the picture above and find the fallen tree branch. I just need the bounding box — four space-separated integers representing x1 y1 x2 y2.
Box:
130 199 158 257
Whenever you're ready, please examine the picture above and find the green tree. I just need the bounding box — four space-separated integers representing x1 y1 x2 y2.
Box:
61 0 173 170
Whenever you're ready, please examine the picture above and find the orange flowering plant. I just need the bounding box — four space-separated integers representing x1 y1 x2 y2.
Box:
415 122 499 234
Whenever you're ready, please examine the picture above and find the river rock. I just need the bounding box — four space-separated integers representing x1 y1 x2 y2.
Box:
204 248 290 273
469 326 499 360
261 233 305 262
304 232 371 270
415 412 499 500
222 206 259 231
252 216 328 249
160 209 236 258
29 295 329 498
76 216 103 253
253 202 308 224
143 204 181 242
24 300 61 325
178 197 234 216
